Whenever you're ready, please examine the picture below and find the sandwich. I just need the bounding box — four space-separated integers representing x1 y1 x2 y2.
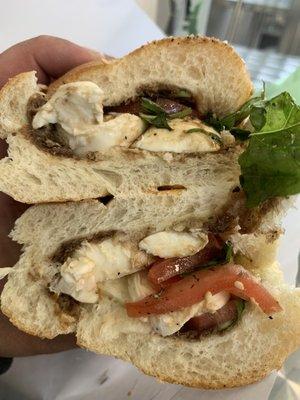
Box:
0 35 300 389
0 36 254 203
1 192 300 389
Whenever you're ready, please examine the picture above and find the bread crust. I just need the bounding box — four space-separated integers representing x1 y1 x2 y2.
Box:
49 36 253 116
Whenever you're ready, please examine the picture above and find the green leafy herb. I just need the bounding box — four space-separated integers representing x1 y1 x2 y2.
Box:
250 106 266 130
224 241 233 263
185 128 205 133
140 97 191 130
141 97 166 114
168 107 192 119
191 241 234 271
235 299 246 319
230 128 251 141
202 113 223 131
173 89 192 99
140 98 171 130
239 92 300 207
139 113 171 130
210 133 222 145
204 84 266 138
217 299 245 332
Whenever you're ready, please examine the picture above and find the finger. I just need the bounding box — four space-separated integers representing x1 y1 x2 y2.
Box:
0 35 106 88
0 312 76 357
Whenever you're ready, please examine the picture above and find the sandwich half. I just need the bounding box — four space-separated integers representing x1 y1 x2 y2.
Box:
1 194 299 389
0 36 253 203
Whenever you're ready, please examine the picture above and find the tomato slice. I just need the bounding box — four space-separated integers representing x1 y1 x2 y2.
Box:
148 234 224 286
149 275 182 291
126 264 282 317
183 300 239 333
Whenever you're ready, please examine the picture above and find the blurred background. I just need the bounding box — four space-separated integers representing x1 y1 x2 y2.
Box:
137 0 300 92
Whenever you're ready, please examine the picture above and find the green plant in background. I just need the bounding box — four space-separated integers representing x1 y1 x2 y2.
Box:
184 0 202 35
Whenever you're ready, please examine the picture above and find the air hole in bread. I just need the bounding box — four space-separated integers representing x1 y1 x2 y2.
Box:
157 185 187 192
0 139 8 159
98 194 114 205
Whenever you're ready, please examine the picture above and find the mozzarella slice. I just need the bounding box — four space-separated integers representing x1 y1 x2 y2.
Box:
32 81 104 135
139 231 208 258
127 270 154 301
69 113 145 156
56 258 98 303
32 81 145 155
100 277 131 303
58 236 150 303
133 118 221 153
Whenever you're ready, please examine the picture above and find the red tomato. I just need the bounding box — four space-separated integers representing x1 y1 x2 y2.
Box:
126 264 282 317
148 234 224 286
183 300 239 333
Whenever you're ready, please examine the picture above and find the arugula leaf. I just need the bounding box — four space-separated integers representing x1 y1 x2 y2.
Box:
239 92 300 207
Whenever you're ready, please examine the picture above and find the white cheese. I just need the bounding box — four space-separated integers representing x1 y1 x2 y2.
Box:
32 81 104 135
99 277 131 303
69 113 145 156
139 231 208 258
32 81 145 155
57 257 98 303
133 118 221 153
58 236 149 303
127 270 154 301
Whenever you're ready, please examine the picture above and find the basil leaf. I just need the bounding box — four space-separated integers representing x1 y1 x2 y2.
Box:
194 241 234 270
185 128 205 133
230 128 251 141
141 97 166 114
140 97 191 130
235 299 246 319
173 89 192 98
140 113 171 130
210 133 222 145
168 107 192 119
217 299 245 332
239 92 300 207
203 113 223 131
220 96 264 130
204 85 266 135
224 241 233 263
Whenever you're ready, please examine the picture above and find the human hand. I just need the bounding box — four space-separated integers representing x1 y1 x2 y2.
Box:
0 35 104 357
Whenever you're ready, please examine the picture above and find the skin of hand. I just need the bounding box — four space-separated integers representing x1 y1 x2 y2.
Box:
0 35 105 357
